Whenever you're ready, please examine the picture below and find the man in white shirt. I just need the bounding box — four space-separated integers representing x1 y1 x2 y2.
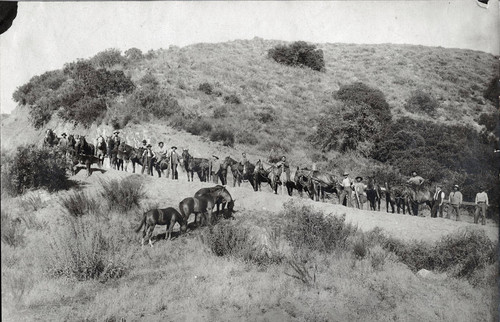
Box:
431 185 445 218
448 185 463 221
474 188 489 225
339 172 353 207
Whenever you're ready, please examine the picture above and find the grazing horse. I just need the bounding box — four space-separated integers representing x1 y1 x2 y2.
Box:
293 168 315 200
95 136 107 167
384 182 407 214
230 160 256 189
43 129 59 148
135 207 187 247
366 177 382 211
405 183 434 216
105 136 117 169
194 185 236 221
117 144 143 173
309 171 340 202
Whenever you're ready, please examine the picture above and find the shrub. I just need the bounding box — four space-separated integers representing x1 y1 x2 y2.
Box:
268 41 325 71
255 107 276 124
45 216 128 281
223 94 241 105
124 47 143 61
281 200 357 252
131 87 181 119
1 209 24 247
198 82 214 95
210 128 235 147
335 82 391 123
236 130 258 145
213 106 228 119
185 118 213 135
1 145 70 196
404 90 439 115
20 192 46 212
99 177 145 212
59 190 102 217
478 111 498 132
483 77 499 106
90 48 125 69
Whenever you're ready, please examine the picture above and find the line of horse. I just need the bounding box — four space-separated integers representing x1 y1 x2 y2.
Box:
43 129 435 216
135 185 236 247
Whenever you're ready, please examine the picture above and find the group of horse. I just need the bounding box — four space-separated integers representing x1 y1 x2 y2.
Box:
135 185 236 247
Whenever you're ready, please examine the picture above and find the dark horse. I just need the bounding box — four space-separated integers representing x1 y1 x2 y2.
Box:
181 149 209 182
293 168 315 200
193 185 236 223
220 156 239 186
405 183 434 216
105 136 117 169
366 177 382 211
268 164 294 196
43 129 59 148
135 207 187 247
384 182 407 214
117 143 143 173
253 160 273 192
306 170 340 202
75 136 97 176
230 159 256 189
154 155 170 178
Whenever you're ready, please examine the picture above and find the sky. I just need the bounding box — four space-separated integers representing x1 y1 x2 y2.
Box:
1 1 498 114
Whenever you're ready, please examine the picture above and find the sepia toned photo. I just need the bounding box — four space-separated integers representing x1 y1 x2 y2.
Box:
1 1 499 320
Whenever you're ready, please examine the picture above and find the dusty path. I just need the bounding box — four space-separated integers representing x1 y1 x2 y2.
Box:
73 165 498 243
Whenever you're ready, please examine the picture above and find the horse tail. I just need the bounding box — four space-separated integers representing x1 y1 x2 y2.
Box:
135 215 146 233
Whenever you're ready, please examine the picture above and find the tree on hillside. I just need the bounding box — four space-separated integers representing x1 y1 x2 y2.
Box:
90 48 125 69
335 82 391 123
268 41 325 71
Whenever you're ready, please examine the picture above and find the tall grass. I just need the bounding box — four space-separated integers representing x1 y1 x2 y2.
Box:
99 176 145 212
1 209 24 247
59 190 102 217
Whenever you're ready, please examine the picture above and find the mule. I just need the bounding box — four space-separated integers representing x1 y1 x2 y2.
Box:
230 160 256 189
308 171 340 202
135 207 187 247
154 155 170 178
43 129 59 148
366 177 382 211
253 161 273 192
384 182 407 214
220 156 239 186
189 157 210 182
194 185 236 221
74 136 97 176
293 168 315 200
95 136 107 167
117 144 143 173
405 183 434 216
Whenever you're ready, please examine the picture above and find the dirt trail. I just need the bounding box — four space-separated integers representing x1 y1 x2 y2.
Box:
73 165 498 243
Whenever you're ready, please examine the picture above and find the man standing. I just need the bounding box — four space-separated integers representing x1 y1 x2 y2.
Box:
155 142 168 178
169 146 179 180
448 185 463 220
431 185 445 218
353 176 367 209
474 188 489 225
141 144 155 176
275 156 291 183
210 155 221 184
112 130 121 147
241 152 249 180
339 172 353 207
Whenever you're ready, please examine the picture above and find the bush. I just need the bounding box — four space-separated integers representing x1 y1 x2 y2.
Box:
213 106 228 119
99 177 145 212
281 200 357 252
210 128 235 147
255 108 276 124
59 190 102 217
185 118 213 136
124 47 143 61
90 48 125 69
198 82 214 95
335 82 391 123
1 145 70 196
1 210 24 247
478 111 499 132
236 130 258 145
223 94 241 105
45 216 127 281
268 41 325 71
483 77 499 106
131 86 181 119
404 90 439 115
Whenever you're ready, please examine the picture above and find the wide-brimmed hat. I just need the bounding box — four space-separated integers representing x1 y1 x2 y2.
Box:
142 140 147 144
158 141 164 145
113 131 120 135
147 144 152 147
343 172 349 176
356 176 363 181
61 133 67 137
171 146 177 150
453 185 459 189
212 155 219 159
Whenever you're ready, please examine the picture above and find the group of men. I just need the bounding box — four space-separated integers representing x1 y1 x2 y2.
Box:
134 138 180 179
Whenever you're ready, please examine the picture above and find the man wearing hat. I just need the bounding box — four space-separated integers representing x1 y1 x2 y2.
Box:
58 132 68 148
112 130 121 147
353 176 367 210
169 146 179 180
474 187 489 225
448 185 463 221
154 142 168 178
339 171 353 207
431 184 445 218
209 155 221 184
141 144 156 176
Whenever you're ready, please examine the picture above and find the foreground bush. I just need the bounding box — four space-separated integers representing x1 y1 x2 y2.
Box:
99 177 145 212
45 216 127 281
268 41 325 71
1 145 69 196
281 200 357 252
59 190 102 217
1 209 24 247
